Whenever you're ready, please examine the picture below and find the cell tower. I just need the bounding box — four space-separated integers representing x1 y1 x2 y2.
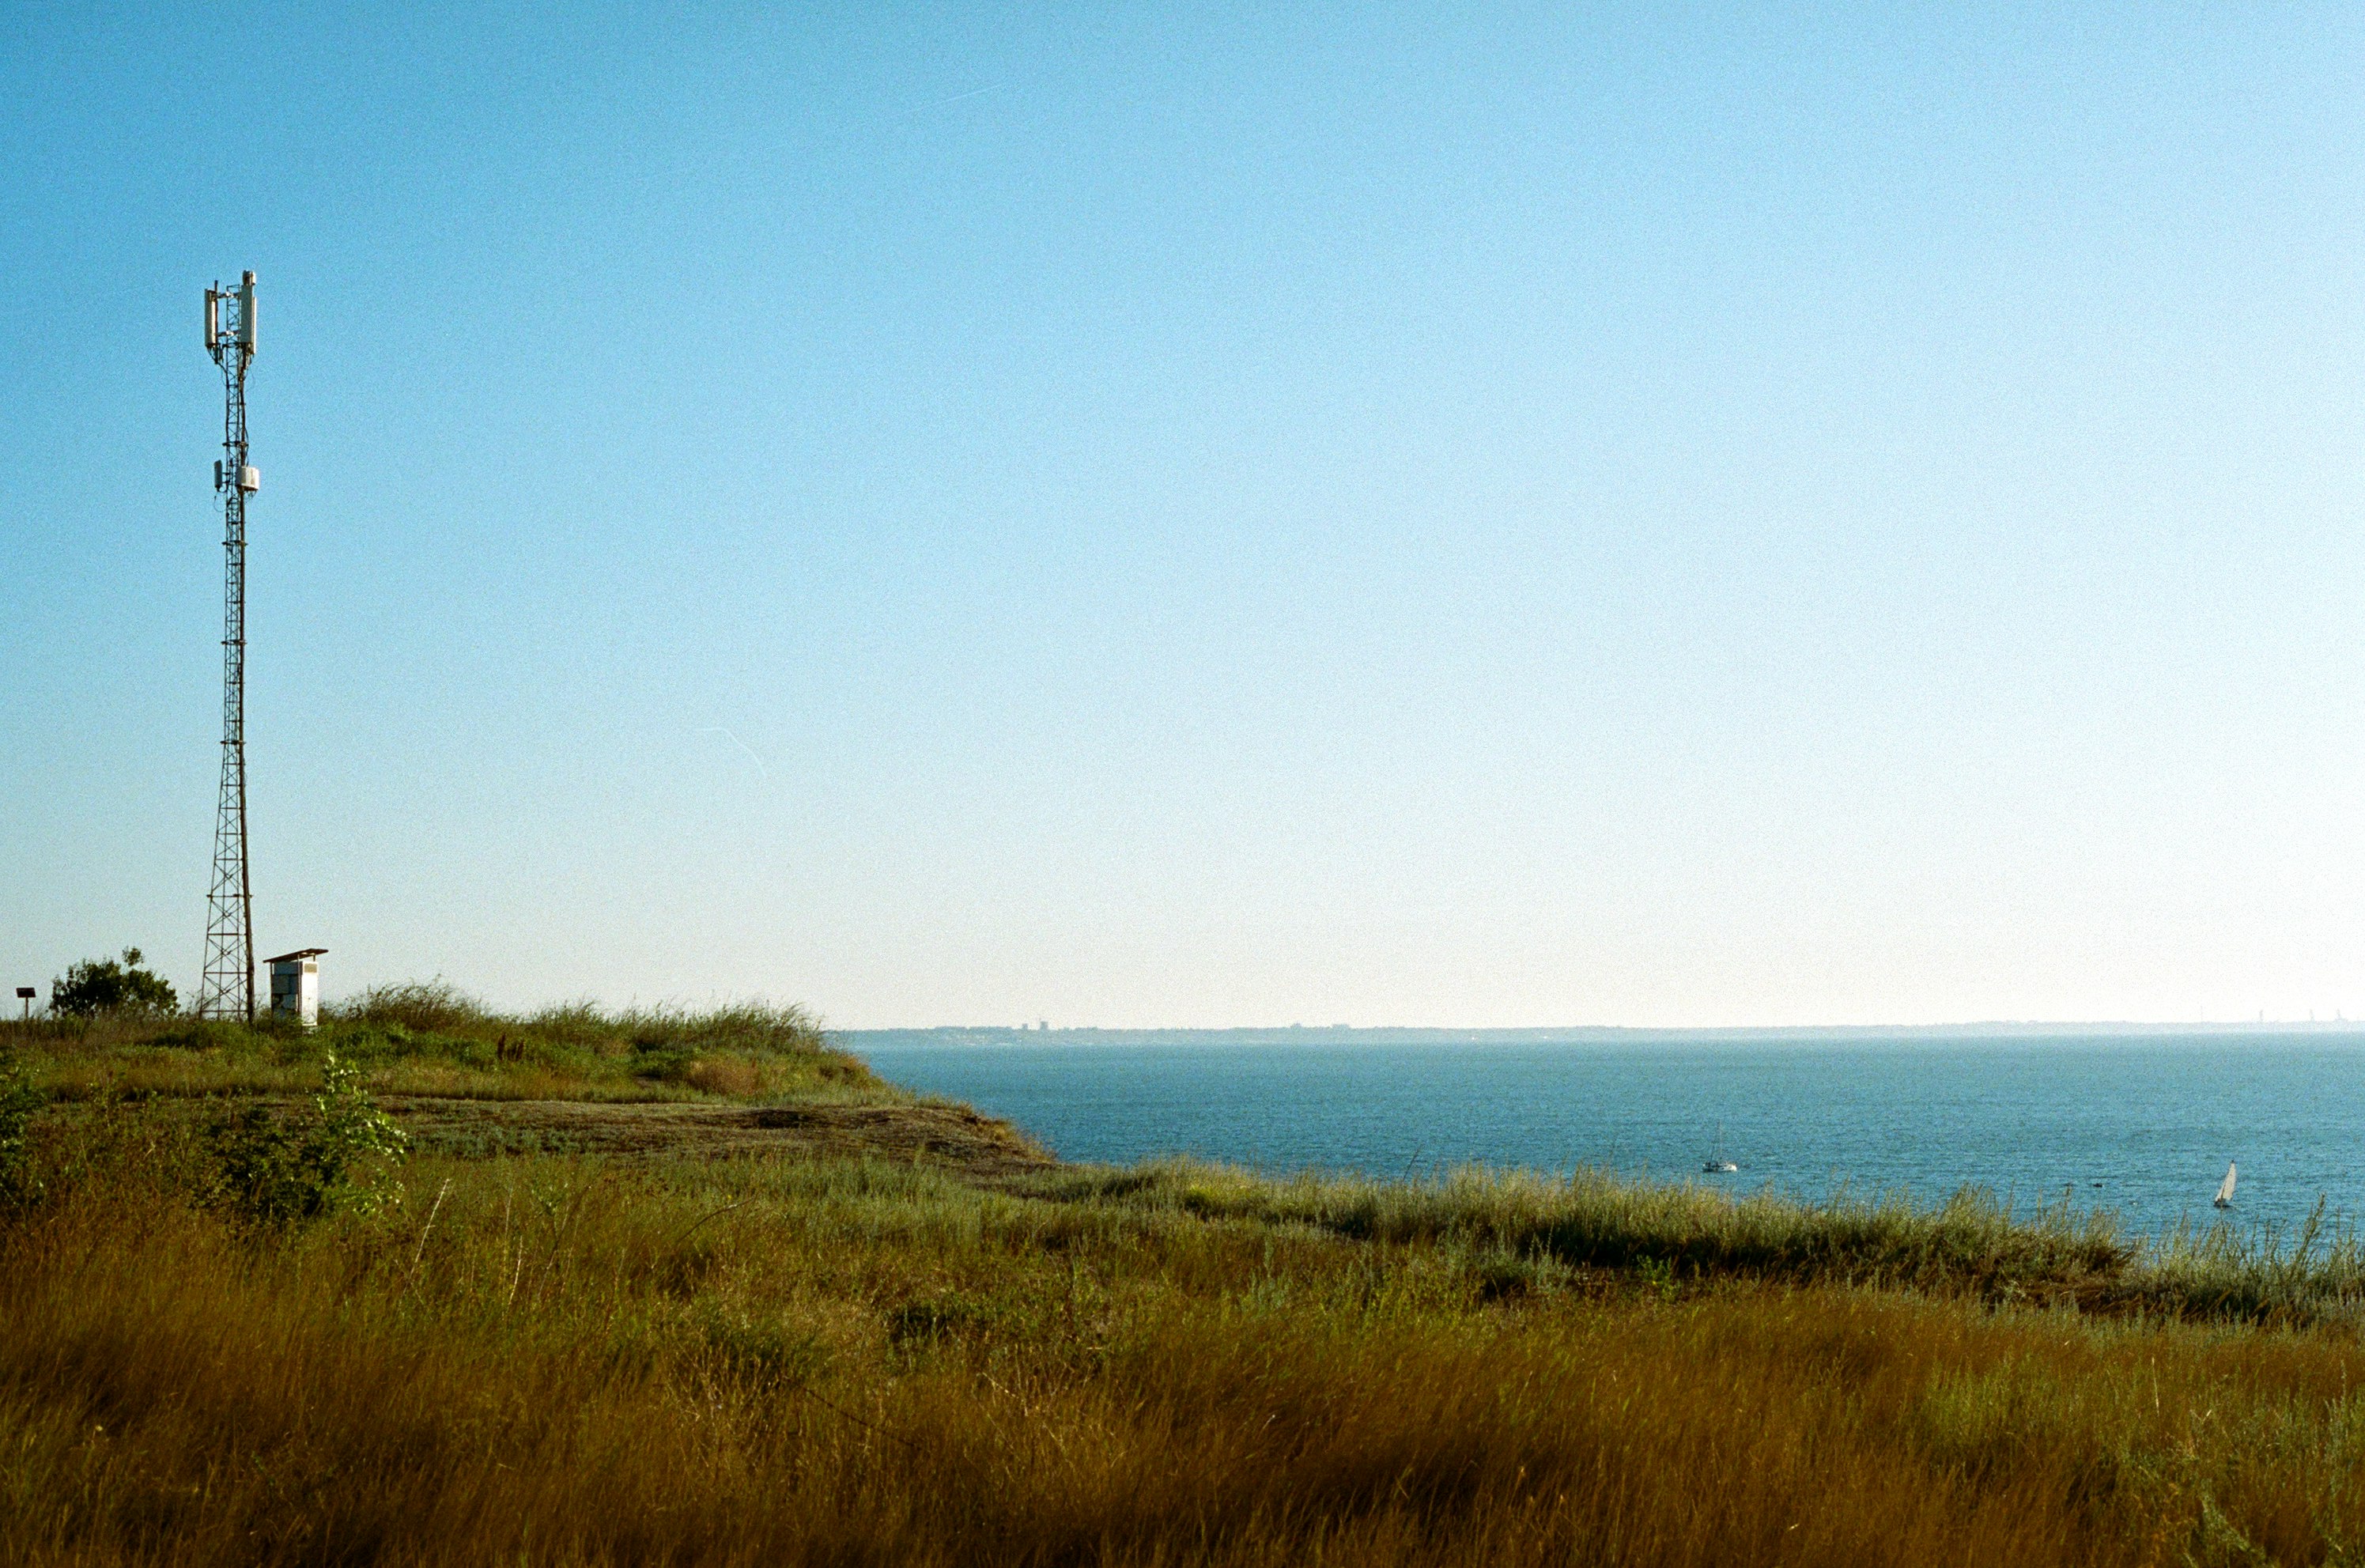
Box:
198 272 259 1022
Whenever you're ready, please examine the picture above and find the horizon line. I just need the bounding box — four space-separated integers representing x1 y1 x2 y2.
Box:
829 1018 2365 1037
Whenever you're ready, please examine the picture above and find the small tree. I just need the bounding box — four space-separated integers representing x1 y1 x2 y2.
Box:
49 948 177 1018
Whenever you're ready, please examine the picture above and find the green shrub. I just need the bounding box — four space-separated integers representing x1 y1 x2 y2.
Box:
205 1052 410 1224
49 948 177 1018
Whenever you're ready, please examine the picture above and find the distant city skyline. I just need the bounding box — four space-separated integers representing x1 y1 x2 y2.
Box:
5 6 2364 1028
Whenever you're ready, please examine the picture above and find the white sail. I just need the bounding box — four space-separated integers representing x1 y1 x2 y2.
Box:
1702 1122 1736 1173
2214 1162 2237 1208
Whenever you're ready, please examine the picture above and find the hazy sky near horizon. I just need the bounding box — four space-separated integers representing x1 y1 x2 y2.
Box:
4 6 2364 1028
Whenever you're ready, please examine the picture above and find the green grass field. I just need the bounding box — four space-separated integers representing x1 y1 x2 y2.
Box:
4 980 879 1104
6 996 2365 1564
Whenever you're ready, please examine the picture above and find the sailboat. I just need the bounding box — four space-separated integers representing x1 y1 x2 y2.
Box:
1702 1124 1738 1174
2213 1162 2237 1210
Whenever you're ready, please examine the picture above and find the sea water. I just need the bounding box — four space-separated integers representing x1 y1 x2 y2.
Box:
849 1031 2365 1238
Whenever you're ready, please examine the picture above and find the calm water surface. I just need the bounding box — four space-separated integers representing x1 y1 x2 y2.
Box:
853 1033 2365 1237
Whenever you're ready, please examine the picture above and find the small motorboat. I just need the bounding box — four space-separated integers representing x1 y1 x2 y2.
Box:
2213 1161 2237 1210
1702 1124 1738 1174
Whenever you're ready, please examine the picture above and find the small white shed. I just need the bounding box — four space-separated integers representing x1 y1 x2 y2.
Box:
266 948 326 1029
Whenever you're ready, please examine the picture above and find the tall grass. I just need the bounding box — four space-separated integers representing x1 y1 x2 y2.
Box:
8 1100 2365 1564
1049 1160 2365 1325
328 980 828 1056
1066 1161 2131 1296
0 985 876 1105
2129 1198 2365 1322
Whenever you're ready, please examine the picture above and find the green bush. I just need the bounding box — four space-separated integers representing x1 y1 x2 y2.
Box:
205 1052 410 1224
49 948 177 1018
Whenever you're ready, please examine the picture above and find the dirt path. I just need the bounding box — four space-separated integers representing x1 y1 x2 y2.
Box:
380 1095 1055 1181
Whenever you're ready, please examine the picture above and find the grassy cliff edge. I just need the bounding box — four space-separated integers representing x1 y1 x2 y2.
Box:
6 996 2365 1563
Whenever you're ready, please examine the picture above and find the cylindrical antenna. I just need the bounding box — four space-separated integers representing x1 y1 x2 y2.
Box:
205 289 218 349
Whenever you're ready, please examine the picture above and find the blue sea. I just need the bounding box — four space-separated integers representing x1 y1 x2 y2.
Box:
848 1030 2365 1238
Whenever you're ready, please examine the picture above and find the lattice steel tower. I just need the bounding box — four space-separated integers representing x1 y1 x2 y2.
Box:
198 272 258 1021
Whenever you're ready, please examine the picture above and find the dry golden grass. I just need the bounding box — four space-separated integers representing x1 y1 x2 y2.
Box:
683 1054 767 1098
6 1094 2365 1566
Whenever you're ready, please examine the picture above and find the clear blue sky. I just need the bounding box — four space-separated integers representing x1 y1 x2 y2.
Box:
3 6 2362 1027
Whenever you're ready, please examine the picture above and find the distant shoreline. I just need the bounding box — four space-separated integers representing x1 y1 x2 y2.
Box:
833 1021 2365 1048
